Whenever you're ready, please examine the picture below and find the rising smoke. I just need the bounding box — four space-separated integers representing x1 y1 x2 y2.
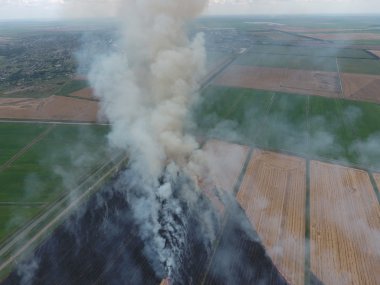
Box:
87 0 213 280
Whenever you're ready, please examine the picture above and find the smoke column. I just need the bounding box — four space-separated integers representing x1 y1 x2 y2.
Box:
89 0 207 181
87 0 211 280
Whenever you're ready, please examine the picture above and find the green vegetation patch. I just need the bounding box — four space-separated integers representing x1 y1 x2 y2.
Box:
261 93 308 154
196 85 380 170
249 44 374 59
338 58 380 75
196 85 273 144
0 123 112 243
56 79 89 96
0 206 43 243
0 123 48 165
235 53 338 72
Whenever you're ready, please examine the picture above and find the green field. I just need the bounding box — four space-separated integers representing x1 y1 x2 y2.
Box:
196 85 380 170
249 44 375 59
0 123 48 165
338 58 380 75
235 53 338 71
0 123 111 242
56 79 89 96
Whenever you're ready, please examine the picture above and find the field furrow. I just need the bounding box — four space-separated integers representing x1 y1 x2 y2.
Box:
236 150 306 285
310 161 380 285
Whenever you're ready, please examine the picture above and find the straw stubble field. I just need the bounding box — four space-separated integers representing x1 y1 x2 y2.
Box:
310 161 380 285
214 65 341 98
236 150 306 285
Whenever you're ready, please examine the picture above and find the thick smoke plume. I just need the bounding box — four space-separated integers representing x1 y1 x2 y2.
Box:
87 0 211 280
89 0 207 181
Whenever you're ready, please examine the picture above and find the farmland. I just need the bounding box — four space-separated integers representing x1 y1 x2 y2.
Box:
341 73 380 103
310 161 380 285
1 14 380 284
374 173 380 189
193 16 380 283
0 123 111 243
237 150 306 285
214 65 340 98
197 84 380 171
0 95 99 122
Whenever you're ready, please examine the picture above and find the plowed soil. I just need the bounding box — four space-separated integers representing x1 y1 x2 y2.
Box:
214 65 341 98
310 161 380 285
341 73 380 103
0 95 99 122
236 150 306 285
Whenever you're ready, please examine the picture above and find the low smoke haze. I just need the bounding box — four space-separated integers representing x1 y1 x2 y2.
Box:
0 0 379 20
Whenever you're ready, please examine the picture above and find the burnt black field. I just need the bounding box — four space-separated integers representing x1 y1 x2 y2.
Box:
3 169 289 285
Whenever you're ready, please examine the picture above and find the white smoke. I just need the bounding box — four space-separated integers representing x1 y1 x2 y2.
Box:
89 0 207 182
86 0 211 280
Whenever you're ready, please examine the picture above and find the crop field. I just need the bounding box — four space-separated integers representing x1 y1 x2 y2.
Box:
234 53 338 72
0 95 99 122
0 123 48 165
374 173 380 189
248 44 375 59
236 150 306 285
214 65 340 98
197 84 380 171
310 161 380 285
0 123 111 242
338 57 380 75
202 140 249 194
302 32 380 41
341 73 380 103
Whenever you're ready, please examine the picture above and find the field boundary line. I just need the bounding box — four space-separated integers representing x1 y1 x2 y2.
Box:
0 125 55 173
304 159 311 285
233 148 253 196
335 57 344 97
200 47 248 91
368 172 380 204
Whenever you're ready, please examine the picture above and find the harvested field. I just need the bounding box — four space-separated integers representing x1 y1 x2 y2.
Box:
214 65 341 98
0 95 100 122
369 50 380 58
70 88 95 100
310 161 380 285
203 139 250 194
303 33 380 41
373 173 380 190
237 150 306 285
341 73 380 103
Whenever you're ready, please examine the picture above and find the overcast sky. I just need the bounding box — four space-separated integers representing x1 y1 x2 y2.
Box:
0 0 379 20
